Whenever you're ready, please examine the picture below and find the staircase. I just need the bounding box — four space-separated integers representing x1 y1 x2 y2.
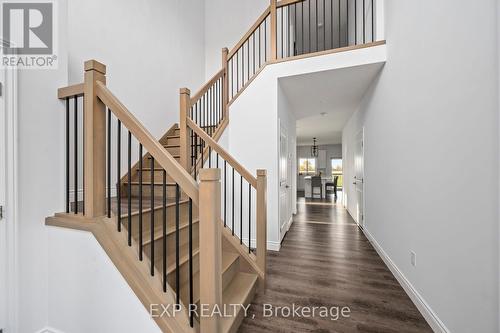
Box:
46 0 381 332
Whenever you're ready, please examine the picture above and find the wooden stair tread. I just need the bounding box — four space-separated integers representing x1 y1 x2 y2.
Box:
142 218 200 247
154 243 201 275
147 154 180 159
124 181 177 186
180 251 240 304
221 272 259 333
119 199 190 219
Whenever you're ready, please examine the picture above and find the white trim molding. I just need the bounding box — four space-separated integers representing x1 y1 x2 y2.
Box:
3 55 19 333
362 228 450 333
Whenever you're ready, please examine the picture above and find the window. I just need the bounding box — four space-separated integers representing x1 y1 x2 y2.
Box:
331 158 343 188
299 158 316 175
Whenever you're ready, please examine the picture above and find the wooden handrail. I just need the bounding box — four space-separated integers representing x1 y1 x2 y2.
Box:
96 81 200 205
276 0 304 8
58 83 84 99
186 118 257 188
227 6 271 59
190 68 225 105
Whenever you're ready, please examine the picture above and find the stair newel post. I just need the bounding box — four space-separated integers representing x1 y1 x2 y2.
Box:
83 59 107 218
222 47 229 119
179 88 192 172
270 0 277 61
256 169 267 290
199 169 223 333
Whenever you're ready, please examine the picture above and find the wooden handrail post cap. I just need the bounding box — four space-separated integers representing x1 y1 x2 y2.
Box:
199 168 221 182
84 59 106 75
180 87 190 96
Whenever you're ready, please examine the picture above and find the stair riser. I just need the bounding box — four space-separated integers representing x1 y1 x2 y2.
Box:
126 184 178 198
167 251 200 290
165 146 180 155
146 157 180 169
123 202 198 239
178 255 240 307
144 222 200 274
133 171 175 184
166 137 180 146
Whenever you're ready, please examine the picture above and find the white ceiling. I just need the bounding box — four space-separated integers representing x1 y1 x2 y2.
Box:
279 63 384 145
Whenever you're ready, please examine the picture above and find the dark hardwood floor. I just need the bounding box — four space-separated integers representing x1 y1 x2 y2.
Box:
238 193 433 333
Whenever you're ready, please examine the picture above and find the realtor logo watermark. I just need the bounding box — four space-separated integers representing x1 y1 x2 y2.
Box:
0 0 58 68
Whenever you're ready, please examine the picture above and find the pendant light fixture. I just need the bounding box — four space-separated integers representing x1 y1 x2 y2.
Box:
311 138 319 157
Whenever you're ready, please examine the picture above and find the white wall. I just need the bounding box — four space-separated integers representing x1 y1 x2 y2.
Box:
15 1 68 332
47 227 161 333
204 0 268 79
227 44 385 251
342 1 499 332
68 0 205 141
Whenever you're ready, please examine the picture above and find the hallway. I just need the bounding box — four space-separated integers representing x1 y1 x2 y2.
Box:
239 196 432 333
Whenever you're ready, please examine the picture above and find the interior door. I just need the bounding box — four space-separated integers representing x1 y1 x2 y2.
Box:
0 68 7 331
279 123 288 239
354 129 364 227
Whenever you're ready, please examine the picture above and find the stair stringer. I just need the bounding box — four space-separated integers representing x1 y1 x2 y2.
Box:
46 214 196 333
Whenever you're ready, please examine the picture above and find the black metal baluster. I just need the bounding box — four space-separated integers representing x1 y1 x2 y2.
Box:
117 121 122 232
188 197 194 327
139 144 143 260
316 0 318 52
209 147 212 168
281 7 284 58
249 183 252 253
127 131 132 244
355 0 357 44
371 0 374 42
162 169 167 292
224 160 227 228
240 175 243 245
302 1 304 54
287 5 290 57
175 184 180 305
150 156 155 276
323 0 326 51
331 0 334 48
308 0 311 52
107 108 111 218
74 96 78 214
363 0 365 43
347 0 349 45
258 25 262 68
242 44 245 86
236 50 239 92
252 32 255 74
339 0 341 47
294 4 297 55
65 98 69 213
232 167 235 236
264 18 267 61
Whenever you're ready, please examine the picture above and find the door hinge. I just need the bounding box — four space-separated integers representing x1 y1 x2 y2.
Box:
0 205 3 220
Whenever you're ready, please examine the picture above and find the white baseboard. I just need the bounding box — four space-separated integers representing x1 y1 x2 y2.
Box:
241 237 281 252
362 228 450 333
35 327 65 333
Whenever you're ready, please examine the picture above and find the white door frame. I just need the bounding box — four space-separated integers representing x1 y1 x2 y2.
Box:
0 62 19 333
355 128 365 228
278 120 289 241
